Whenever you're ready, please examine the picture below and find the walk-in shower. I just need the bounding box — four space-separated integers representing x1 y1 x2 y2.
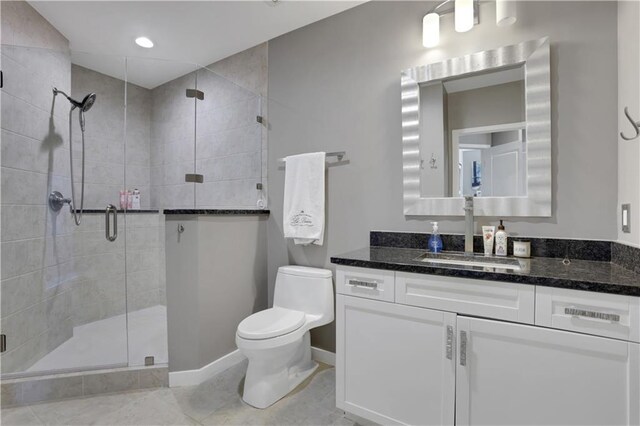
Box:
1 41 263 397
50 87 97 225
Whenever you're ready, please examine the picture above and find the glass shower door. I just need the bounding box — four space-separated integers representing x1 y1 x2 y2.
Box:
0 46 129 376
194 65 265 209
123 56 199 367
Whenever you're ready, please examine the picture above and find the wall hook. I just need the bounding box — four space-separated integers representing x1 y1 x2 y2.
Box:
620 107 640 141
429 153 438 169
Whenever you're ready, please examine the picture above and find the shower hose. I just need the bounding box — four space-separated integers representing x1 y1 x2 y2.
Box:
68 108 85 226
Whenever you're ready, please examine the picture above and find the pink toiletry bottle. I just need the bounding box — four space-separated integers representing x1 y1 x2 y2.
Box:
119 190 127 210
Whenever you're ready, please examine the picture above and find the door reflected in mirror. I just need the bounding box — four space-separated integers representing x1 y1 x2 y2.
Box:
455 123 526 197
419 65 526 198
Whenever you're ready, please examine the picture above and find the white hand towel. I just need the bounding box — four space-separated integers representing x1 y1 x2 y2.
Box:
283 152 326 246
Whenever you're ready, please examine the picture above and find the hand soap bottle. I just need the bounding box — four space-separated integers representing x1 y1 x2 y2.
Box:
428 222 443 253
495 220 508 257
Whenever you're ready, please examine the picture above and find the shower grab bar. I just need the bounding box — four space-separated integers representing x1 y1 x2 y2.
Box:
105 204 118 242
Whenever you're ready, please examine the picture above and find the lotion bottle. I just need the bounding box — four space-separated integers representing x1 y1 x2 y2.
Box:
131 189 141 210
428 222 443 253
495 220 508 257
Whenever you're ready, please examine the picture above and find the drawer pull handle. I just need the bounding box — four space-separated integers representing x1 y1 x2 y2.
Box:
347 279 378 290
445 325 454 360
564 307 620 322
459 330 467 366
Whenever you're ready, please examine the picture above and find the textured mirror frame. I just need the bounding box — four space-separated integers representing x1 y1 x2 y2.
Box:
401 37 551 217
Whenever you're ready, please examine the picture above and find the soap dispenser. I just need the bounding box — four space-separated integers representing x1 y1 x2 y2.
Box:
428 222 443 253
495 220 508 257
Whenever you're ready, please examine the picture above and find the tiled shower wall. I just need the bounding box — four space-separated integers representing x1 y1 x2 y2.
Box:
125 214 166 313
150 71 197 208
1 1 75 373
69 213 166 328
71 64 152 209
62 66 163 328
150 43 268 209
69 65 164 323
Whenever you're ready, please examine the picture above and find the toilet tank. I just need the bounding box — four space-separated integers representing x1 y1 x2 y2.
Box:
273 266 333 321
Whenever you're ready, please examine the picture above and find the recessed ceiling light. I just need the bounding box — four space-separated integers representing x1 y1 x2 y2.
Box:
135 37 154 48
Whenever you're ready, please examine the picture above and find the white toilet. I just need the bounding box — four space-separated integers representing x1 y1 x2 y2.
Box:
236 265 334 409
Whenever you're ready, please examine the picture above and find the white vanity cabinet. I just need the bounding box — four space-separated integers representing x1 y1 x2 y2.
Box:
335 266 640 426
456 316 639 426
336 295 456 425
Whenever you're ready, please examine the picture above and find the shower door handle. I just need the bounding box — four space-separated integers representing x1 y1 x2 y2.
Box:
105 204 118 242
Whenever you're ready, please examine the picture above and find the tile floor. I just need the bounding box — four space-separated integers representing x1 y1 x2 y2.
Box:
1 361 356 425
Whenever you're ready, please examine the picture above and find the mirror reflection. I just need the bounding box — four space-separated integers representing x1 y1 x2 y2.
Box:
419 64 526 198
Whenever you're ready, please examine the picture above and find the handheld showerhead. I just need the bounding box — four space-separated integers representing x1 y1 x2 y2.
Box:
78 94 96 131
80 93 96 112
52 88 97 226
53 88 96 131
53 88 96 111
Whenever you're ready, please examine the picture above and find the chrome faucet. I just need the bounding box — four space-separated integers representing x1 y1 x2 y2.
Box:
464 196 474 255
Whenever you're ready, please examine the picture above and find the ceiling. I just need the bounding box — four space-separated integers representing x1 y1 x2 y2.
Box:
30 1 364 89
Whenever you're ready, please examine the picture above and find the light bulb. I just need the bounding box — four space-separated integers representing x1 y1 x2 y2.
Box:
455 0 474 33
422 13 440 48
496 0 517 27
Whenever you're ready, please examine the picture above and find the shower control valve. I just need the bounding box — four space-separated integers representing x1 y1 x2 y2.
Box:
49 191 72 212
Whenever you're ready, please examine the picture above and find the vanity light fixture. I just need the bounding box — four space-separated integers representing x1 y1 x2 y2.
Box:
496 0 517 26
422 0 516 48
455 0 475 32
135 36 154 48
423 12 440 48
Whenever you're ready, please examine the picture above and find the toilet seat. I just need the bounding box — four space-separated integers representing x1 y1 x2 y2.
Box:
237 307 306 340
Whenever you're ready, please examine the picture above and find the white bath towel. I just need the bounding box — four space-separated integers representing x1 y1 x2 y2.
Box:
283 152 326 246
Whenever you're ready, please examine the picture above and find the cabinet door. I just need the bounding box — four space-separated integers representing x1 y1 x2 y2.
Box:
336 295 456 426
456 316 640 426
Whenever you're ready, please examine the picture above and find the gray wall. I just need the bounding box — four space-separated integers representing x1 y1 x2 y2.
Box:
266 1 619 352
447 81 524 131
166 216 268 372
617 0 640 246
420 82 447 197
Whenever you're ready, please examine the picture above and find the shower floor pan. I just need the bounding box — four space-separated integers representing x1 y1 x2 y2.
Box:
26 305 168 374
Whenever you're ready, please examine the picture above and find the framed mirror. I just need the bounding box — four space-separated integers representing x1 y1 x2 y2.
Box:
401 37 550 216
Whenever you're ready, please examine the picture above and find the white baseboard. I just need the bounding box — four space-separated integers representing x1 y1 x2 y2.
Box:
169 349 246 387
311 346 336 366
169 346 336 387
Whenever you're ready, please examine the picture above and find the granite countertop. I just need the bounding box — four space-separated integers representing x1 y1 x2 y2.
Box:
79 209 159 214
331 246 640 297
163 209 270 215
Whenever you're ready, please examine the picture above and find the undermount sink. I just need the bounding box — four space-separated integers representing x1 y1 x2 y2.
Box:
414 252 523 271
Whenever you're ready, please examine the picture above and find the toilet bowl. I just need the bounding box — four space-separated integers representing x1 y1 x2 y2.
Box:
236 266 334 408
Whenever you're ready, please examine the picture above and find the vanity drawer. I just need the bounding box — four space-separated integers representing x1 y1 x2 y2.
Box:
395 272 535 324
336 266 395 303
535 287 640 343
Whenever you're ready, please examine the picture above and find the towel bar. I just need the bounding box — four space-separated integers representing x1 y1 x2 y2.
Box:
277 151 346 164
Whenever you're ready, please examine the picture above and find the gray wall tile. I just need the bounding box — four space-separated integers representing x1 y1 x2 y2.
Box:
22 376 83 404
82 370 138 396
138 368 169 389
